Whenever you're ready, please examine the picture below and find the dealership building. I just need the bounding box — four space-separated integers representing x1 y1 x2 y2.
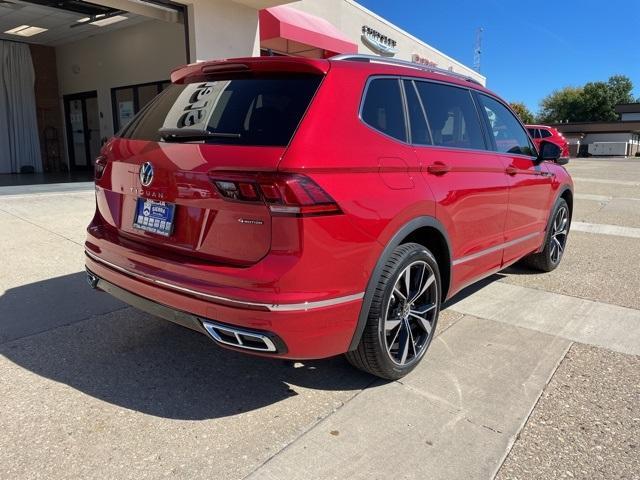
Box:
0 0 484 179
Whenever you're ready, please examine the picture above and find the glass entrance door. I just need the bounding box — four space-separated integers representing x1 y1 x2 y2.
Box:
63 91 100 171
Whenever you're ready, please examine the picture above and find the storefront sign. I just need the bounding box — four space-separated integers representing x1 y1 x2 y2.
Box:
361 26 397 56
411 54 437 68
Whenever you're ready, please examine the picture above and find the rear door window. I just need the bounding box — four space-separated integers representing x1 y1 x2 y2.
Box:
361 78 407 142
477 94 536 156
119 75 322 146
403 80 431 145
415 81 486 151
540 128 553 138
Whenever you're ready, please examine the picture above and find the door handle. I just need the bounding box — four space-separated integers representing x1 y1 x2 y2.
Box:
505 165 518 176
426 162 451 175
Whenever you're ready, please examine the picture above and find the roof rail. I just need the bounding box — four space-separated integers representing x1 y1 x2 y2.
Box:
330 54 482 86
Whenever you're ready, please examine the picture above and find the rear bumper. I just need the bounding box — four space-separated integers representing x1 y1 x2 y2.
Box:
85 252 363 359
87 269 288 354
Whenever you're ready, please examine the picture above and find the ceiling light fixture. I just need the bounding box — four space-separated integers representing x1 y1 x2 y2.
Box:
126 0 177 14
4 24 48 37
89 15 127 27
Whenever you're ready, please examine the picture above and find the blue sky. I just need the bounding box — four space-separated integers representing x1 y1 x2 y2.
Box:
358 0 640 113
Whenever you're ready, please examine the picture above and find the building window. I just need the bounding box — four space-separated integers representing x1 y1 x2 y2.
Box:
111 80 171 133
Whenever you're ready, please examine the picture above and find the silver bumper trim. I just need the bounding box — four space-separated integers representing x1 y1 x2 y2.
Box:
85 250 364 312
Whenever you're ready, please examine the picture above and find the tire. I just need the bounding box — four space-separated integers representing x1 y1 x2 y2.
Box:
522 198 570 272
346 243 441 380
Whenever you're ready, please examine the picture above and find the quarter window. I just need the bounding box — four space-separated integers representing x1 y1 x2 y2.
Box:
414 81 485 151
478 95 536 156
361 78 407 142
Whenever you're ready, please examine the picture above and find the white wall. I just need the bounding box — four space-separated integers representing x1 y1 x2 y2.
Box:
177 0 264 61
583 133 634 144
56 19 187 142
290 0 485 84
621 112 640 121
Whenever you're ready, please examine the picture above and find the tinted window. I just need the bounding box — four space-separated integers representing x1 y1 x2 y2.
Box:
415 81 485 150
478 95 536 156
120 75 322 146
527 128 541 139
540 128 553 138
362 78 407 141
403 80 431 145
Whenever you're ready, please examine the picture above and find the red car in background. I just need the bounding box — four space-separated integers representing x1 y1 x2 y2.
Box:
527 125 570 160
85 55 573 380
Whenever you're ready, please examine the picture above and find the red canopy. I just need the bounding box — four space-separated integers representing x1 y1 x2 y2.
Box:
260 5 358 58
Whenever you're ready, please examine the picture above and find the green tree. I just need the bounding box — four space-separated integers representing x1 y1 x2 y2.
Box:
538 86 584 123
608 75 634 105
580 81 616 121
510 102 536 124
538 75 635 123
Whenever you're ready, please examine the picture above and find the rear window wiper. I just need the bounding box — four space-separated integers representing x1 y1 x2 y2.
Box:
159 128 242 142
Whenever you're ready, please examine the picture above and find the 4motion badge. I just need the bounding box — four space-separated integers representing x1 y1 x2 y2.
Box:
237 218 264 225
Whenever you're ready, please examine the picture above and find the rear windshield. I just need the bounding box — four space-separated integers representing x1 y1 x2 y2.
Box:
118 75 322 146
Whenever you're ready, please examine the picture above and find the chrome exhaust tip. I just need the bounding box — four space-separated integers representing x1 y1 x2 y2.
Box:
202 320 280 353
86 270 99 289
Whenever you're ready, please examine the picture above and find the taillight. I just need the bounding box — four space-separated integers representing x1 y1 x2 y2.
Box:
210 172 341 216
94 155 108 180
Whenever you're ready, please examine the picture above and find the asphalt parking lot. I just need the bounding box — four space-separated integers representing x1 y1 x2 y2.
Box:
1 157 639 480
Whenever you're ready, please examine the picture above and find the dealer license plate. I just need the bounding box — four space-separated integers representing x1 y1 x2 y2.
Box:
132 198 175 237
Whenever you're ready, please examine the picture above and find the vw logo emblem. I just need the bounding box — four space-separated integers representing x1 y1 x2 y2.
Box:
139 162 154 187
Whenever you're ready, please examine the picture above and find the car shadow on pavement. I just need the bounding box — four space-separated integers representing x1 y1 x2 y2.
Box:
0 272 375 421
500 264 540 276
444 261 544 309
443 272 506 309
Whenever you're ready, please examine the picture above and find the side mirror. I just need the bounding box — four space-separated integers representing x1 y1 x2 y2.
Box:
538 140 565 164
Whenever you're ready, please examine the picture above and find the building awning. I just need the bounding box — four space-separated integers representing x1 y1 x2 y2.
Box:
259 5 358 58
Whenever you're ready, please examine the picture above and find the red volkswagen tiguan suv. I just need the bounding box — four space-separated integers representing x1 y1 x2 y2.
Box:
86 55 573 379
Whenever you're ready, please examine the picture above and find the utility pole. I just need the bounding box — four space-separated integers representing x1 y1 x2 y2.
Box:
474 27 483 73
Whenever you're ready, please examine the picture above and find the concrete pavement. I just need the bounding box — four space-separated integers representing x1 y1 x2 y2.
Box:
496 344 640 480
1 157 639 479
248 317 571 480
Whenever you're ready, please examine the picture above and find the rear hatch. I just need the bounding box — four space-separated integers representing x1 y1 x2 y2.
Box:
94 58 327 265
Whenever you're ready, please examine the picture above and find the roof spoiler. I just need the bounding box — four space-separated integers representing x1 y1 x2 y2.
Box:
170 57 330 84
